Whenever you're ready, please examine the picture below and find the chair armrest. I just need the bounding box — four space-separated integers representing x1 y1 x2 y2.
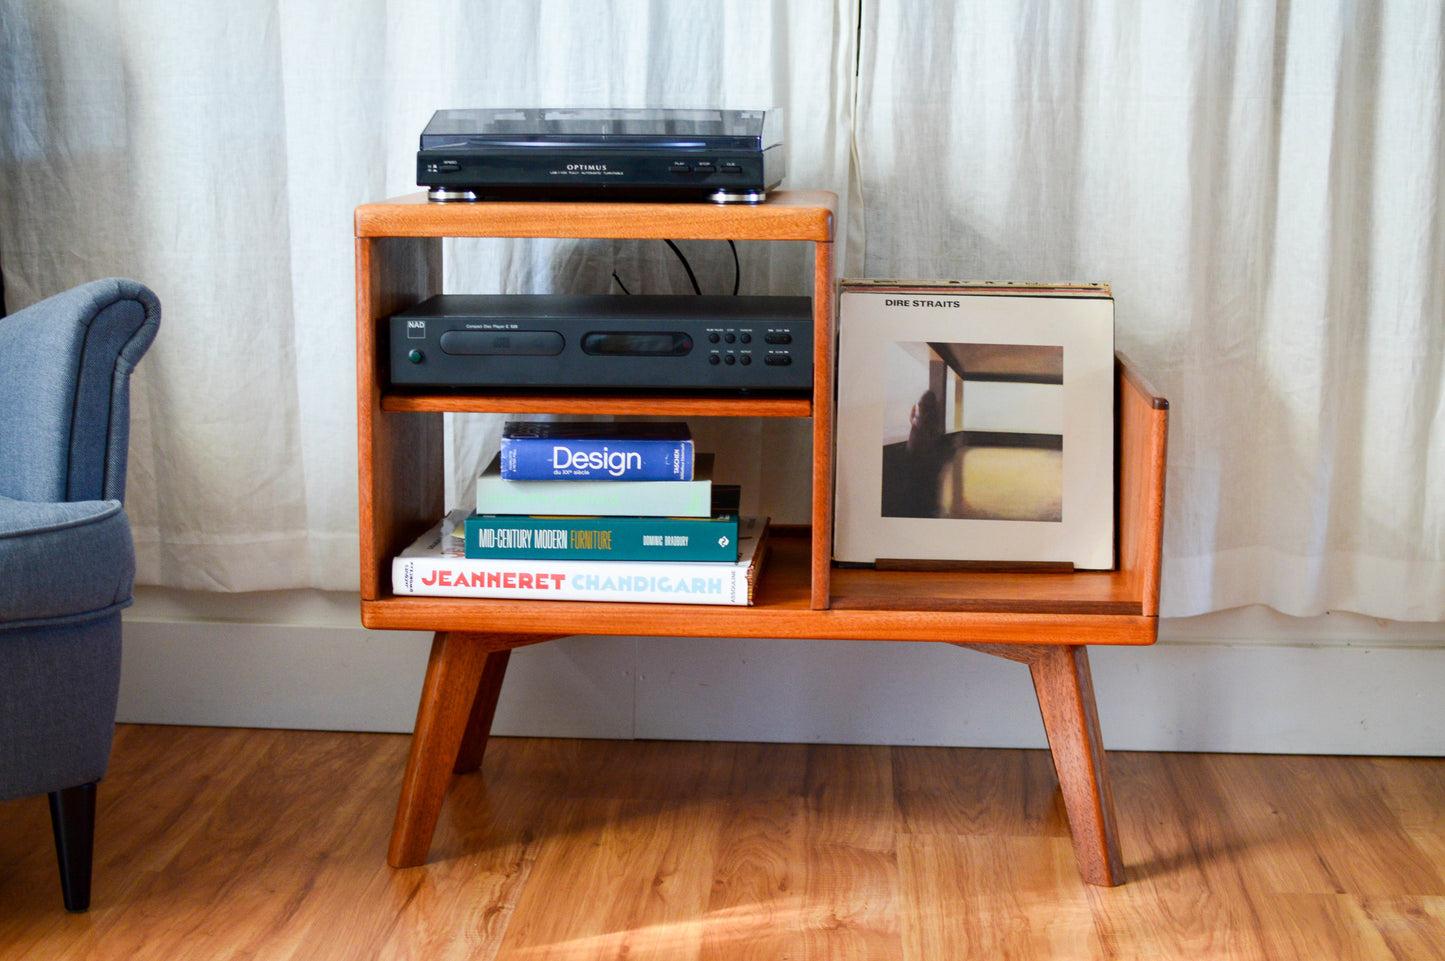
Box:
0 278 160 502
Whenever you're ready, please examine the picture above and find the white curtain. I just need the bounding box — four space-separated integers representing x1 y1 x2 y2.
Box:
0 0 858 591
2 1 1441 620
855 1 1444 619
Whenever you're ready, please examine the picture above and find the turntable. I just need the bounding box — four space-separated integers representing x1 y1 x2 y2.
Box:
417 107 786 204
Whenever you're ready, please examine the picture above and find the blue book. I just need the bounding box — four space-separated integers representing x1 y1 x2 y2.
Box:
499 421 694 481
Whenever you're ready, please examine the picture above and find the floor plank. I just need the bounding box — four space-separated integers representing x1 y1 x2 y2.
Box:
1 725 1442 960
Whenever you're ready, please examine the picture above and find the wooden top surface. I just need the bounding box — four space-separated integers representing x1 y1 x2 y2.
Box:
355 190 838 241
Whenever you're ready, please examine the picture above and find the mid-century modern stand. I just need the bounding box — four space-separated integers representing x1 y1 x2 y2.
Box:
354 191 1169 886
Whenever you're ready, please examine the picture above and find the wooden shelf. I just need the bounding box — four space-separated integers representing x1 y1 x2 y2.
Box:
352 188 1169 886
380 389 811 418
355 190 838 241
360 532 1155 646
356 189 839 610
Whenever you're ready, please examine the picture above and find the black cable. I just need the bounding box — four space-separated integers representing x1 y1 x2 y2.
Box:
616 240 740 295
664 239 702 295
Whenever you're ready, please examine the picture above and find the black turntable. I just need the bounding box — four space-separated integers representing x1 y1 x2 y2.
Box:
416 108 786 204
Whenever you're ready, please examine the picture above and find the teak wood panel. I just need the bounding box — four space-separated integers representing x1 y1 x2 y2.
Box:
381 391 813 418
355 354 1168 643
355 191 839 608
1114 355 1169 617
354 190 838 241
354 192 1170 883
360 535 1157 644
356 235 444 601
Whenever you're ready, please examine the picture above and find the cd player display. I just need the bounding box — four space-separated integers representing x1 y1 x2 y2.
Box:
389 294 812 391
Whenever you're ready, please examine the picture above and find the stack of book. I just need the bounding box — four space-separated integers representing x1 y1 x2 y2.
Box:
393 421 770 605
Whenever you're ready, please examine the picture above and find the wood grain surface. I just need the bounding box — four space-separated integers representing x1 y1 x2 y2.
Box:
354 191 838 241
3 726 1442 960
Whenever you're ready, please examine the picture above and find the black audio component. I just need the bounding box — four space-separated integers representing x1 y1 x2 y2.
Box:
389 294 812 391
417 108 785 204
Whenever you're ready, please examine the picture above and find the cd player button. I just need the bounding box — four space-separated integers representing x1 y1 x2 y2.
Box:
437 160 461 173
694 161 716 173
765 355 792 366
720 163 742 174
670 162 690 174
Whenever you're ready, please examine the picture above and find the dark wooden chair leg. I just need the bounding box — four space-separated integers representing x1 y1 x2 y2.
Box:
1026 645 1126 886
48 782 97 912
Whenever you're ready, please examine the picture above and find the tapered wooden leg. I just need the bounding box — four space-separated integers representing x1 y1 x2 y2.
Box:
960 642 1126 886
388 631 497 868
453 648 512 775
1026 645 1125 886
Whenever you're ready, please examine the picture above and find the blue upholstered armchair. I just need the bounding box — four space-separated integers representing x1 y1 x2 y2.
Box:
0 278 159 911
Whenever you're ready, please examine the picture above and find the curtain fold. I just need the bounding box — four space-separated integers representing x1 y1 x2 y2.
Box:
2 0 1440 619
854 0 1444 618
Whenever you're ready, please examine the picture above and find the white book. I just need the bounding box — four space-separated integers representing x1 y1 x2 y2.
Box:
475 453 716 517
393 511 770 606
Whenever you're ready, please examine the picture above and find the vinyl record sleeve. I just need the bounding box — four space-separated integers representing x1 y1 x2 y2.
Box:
833 281 1115 569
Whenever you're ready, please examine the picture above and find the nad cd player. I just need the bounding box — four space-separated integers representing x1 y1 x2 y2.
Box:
417 108 785 203
389 295 812 391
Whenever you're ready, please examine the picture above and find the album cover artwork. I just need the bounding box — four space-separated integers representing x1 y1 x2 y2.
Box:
833 281 1115 569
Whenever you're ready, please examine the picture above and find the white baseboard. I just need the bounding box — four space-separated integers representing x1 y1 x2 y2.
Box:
117 591 1445 756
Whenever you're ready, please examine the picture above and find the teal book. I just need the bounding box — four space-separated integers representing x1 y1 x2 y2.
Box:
462 511 740 562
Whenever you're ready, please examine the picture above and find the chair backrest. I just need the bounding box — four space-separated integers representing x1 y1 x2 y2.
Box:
0 279 160 503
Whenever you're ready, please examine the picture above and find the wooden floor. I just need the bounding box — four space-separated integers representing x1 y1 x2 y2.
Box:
1 725 1442 960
